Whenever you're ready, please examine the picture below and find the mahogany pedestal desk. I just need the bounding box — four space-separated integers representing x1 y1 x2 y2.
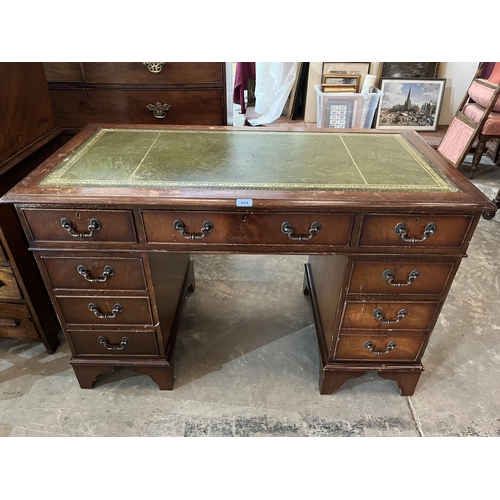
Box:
2 124 496 395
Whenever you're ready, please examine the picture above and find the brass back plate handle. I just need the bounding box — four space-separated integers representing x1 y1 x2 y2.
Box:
142 62 166 74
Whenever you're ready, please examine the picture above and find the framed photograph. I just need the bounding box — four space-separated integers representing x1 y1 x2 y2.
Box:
380 62 440 79
375 78 446 131
323 96 363 129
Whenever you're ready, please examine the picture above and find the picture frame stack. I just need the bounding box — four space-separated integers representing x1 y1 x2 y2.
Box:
321 74 360 93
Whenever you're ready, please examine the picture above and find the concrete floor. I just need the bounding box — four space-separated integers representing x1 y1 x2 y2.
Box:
1 146 499 438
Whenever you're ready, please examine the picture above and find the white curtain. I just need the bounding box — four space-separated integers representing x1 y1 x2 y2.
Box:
247 62 299 126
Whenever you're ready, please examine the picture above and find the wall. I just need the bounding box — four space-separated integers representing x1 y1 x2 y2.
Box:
304 62 479 126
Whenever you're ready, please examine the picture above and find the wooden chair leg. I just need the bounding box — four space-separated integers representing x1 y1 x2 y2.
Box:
469 138 487 179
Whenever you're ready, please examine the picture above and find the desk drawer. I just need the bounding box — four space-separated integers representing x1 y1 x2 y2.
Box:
0 303 38 339
335 332 426 362
42 256 147 291
68 329 159 356
358 214 473 249
143 211 353 246
348 260 456 296
341 301 440 331
0 267 22 300
23 209 137 244
56 296 153 326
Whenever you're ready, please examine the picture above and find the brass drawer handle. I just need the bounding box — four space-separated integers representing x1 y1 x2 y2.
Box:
173 219 214 239
61 217 101 238
146 101 171 119
142 62 166 74
364 340 397 355
77 265 115 282
394 222 436 243
373 308 408 324
281 221 322 241
98 336 130 351
88 303 123 319
382 269 420 287
0 318 20 327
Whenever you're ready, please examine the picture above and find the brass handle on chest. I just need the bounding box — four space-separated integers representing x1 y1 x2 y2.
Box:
88 303 123 319
281 221 322 241
77 265 115 282
394 221 436 243
142 62 166 74
173 219 214 239
146 101 171 119
98 336 130 351
382 269 420 287
61 217 101 238
373 308 408 324
364 340 397 355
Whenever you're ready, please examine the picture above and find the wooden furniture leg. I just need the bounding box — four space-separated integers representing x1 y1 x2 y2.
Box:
470 137 488 179
128 365 174 390
72 365 115 389
377 371 422 396
320 367 367 395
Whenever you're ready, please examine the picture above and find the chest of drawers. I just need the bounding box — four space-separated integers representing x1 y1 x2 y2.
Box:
43 62 228 134
0 62 62 352
2 124 495 394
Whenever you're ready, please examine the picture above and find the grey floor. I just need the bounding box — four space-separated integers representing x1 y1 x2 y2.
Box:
1 147 499 438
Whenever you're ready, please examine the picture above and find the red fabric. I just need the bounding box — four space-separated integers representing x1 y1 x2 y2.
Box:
488 62 500 84
233 62 256 114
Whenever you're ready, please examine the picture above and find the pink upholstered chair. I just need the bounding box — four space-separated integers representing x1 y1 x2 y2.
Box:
438 62 500 179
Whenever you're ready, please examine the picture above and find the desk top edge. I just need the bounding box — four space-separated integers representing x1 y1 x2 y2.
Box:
1 124 496 213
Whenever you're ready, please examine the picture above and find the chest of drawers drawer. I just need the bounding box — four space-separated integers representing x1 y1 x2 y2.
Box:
335 331 426 362
67 329 159 356
55 296 153 326
142 211 354 246
22 209 137 244
347 260 457 296
83 62 224 85
340 300 441 331
0 266 23 299
358 214 474 249
41 256 147 291
0 303 38 339
48 88 225 128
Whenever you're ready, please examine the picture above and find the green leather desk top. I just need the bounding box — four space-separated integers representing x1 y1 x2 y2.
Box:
39 128 457 193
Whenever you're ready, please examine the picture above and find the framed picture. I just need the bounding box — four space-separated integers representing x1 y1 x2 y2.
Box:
375 78 446 131
323 96 363 129
322 74 360 92
380 62 440 79
323 62 370 89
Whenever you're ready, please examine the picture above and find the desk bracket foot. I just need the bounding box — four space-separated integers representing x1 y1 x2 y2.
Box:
377 370 422 396
71 364 115 389
320 367 367 394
